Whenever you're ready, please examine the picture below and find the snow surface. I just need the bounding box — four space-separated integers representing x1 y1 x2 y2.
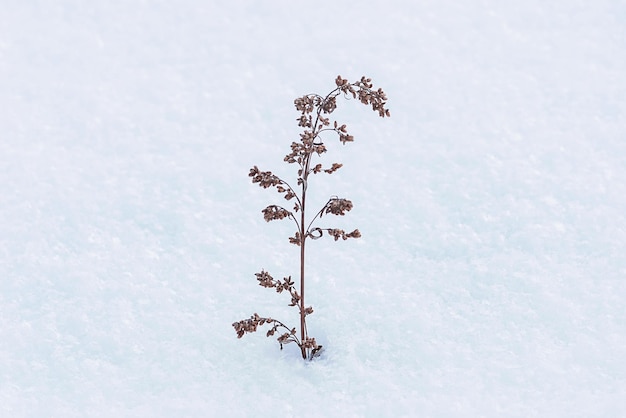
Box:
2 1 626 416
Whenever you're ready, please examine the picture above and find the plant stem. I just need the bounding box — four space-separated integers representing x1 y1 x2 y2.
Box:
299 156 310 359
299 140 312 359
299 197 306 359
297 89 344 359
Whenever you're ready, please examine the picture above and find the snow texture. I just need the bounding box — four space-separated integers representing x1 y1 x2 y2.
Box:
1 1 625 416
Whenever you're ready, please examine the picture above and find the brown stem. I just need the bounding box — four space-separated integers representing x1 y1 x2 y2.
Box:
299 203 306 359
299 160 310 359
298 129 316 359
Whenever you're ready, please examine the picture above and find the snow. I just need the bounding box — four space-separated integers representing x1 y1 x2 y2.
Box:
2 0 626 416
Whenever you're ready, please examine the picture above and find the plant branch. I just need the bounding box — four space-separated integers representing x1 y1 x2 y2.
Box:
305 198 332 236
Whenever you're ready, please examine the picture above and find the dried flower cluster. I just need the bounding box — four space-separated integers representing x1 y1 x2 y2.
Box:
233 314 300 349
249 166 282 189
335 75 390 118
233 75 389 360
308 227 362 241
262 205 291 222
325 197 353 216
255 270 306 310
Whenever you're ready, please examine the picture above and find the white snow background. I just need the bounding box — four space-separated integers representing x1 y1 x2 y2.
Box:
1 1 625 416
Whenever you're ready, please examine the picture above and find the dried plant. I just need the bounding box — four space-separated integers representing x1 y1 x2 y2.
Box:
233 75 390 360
